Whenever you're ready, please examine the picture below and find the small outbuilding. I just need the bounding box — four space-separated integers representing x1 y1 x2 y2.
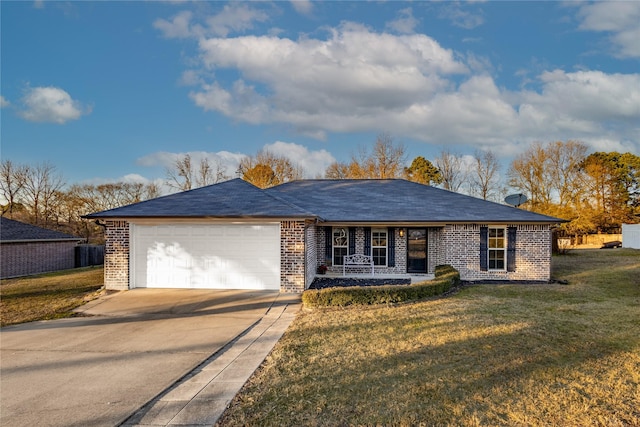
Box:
622 224 640 249
0 217 83 279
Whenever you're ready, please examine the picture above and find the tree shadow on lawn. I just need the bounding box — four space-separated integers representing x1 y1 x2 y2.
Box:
239 306 638 426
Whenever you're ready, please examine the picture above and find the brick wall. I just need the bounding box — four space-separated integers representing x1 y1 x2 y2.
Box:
0 241 78 279
427 227 443 273
316 226 407 275
392 228 407 274
443 223 551 281
104 220 130 290
280 220 306 293
304 223 317 290
311 224 551 281
99 220 551 292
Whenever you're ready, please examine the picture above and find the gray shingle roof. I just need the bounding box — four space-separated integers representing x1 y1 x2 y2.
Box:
1 217 82 242
85 178 561 224
84 178 315 219
267 179 561 223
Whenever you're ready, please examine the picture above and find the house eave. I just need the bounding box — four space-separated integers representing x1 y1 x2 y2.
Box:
0 238 84 244
84 215 318 223
317 219 562 227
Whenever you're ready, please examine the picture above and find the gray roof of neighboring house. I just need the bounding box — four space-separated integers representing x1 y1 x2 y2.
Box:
0 217 82 242
84 178 315 219
267 179 561 223
85 178 561 224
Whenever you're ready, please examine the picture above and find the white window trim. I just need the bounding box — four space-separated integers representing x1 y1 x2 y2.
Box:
371 228 388 267
488 226 506 271
333 227 348 266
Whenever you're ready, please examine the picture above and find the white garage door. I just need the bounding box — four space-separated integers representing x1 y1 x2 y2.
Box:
130 223 281 290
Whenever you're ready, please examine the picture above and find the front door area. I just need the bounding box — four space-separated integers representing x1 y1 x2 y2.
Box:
407 228 427 273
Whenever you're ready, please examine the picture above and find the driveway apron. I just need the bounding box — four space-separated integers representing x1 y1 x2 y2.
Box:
0 289 283 427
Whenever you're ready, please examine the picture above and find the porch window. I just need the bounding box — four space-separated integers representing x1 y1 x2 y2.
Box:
372 228 387 266
488 228 506 270
333 227 348 265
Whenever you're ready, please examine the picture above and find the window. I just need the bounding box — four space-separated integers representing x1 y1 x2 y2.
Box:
488 228 506 270
333 227 348 265
372 228 387 266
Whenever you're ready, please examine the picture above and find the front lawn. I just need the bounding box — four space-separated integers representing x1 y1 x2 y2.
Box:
0 267 104 327
218 249 640 426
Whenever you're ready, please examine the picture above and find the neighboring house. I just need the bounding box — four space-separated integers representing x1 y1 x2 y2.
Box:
0 217 83 279
85 178 562 293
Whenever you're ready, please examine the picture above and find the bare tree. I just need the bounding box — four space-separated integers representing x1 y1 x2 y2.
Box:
435 149 467 192
0 160 28 217
324 133 406 179
70 182 160 214
65 181 161 241
547 140 588 207
364 133 407 178
325 162 351 179
508 142 554 209
470 150 501 201
166 154 228 191
242 164 278 189
166 154 193 191
22 162 65 226
239 150 303 188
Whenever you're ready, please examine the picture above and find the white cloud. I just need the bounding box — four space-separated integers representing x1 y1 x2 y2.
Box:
175 21 638 156
0 95 9 108
154 4 269 39
438 4 484 30
19 86 89 124
575 1 640 58
290 0 313 15
179 69 203 86
191 24 467 136
154 10 196 39
263 141 336 178
386 8 419 34
206 3 269 37
83 173 153 186
535 70 639 121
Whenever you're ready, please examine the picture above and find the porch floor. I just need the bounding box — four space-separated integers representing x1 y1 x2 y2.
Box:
309 273 435 290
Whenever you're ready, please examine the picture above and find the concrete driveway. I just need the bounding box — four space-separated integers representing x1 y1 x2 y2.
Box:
0 289 290 427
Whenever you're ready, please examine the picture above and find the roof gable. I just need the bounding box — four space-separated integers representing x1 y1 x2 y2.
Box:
85 178 314 219
0 217 81 242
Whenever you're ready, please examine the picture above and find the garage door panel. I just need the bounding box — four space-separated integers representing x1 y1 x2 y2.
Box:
131 224 280 290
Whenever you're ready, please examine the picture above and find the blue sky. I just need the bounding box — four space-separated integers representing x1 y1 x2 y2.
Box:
2 1 639 190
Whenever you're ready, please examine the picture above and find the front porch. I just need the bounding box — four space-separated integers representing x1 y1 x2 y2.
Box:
308 272 435 290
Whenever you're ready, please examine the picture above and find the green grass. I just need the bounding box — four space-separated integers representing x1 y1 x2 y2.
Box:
218 249 640 426
0 267 104 326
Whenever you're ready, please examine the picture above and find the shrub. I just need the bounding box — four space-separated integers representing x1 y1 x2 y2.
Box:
302 265 460 307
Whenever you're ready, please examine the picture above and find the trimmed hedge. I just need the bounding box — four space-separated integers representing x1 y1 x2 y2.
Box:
302 264 461 307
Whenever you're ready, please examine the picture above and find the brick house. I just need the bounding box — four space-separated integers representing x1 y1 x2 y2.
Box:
0 217 83 279
86 179 561 293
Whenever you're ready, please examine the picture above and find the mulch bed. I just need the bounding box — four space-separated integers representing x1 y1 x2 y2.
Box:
308 277 411 290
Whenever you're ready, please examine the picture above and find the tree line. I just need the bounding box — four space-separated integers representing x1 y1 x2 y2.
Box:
0 161 160 242
2 136 638 243
320 136 639 235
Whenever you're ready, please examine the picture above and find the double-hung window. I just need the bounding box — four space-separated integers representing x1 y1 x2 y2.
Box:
488 227 506 270
333 227 348 265
372 228 387 266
